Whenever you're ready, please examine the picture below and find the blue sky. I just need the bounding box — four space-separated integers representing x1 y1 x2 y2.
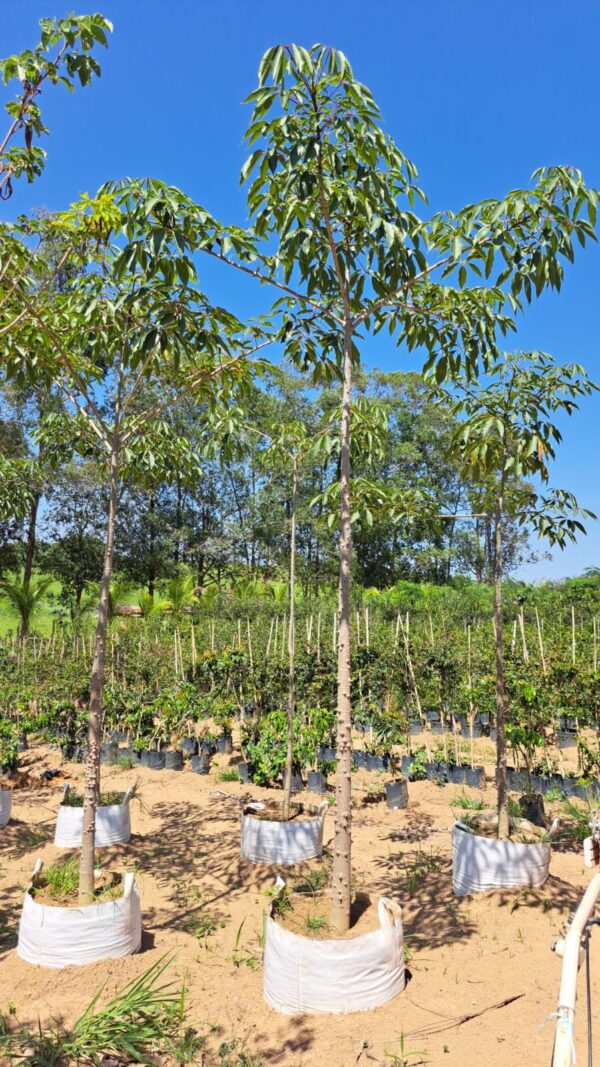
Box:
3 0 600 581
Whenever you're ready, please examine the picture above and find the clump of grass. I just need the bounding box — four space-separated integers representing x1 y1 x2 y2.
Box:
0 955 194 1065
217 768 242 782
453 790 485 811
62 790 125 808
41 857 80 900
305 911 330 936
291 863 330 895
560 796 594 843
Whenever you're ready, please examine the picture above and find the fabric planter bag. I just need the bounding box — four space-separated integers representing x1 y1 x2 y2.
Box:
241 802 328 865
0 788 12 828
263 893 405 1015
452 821 551 896
54 786 132 848
17 861 142 969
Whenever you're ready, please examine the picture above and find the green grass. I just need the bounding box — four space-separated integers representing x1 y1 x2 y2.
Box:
304 911 330 936
62 790 125 808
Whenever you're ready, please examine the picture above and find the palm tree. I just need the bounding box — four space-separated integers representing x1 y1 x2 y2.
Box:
0 570 54 642
163 574 198 617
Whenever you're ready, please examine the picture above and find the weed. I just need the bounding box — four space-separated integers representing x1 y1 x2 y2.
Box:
291 863 329 896
401 848 445 897
217 768 242 782
453 790 485 811
560 796 594 843
230 919 261 970
506 890 525 915
385 1032 428 1065
0 955 197 1065
304 911 330 936
218 1037 263 1066
41 857 80 900
117 755 134 770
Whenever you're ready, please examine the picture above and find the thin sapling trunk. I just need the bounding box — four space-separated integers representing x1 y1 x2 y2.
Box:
494 486 509 840
79 442 119 901
282 460 297 821
331 328 353 934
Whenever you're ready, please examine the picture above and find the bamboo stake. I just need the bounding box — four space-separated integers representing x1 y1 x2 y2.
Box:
535 607 547 677
191 625 197 666
428 613 435 649
281 614 287 662
211 620 215 652
266 618 274 658
333 610 337 653
246 617 253 670
356 610 361 645
398 612 430 759
594 616 598 673
394 613 401 649
317 612 321 663
571 606 576 667
365 607 370 649
511 619 517 654
519 608 529 663
274 615 279 657
174 630 179 675
237 618 242 650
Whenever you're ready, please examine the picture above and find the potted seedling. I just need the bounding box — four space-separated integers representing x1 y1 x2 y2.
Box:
17 857 141 968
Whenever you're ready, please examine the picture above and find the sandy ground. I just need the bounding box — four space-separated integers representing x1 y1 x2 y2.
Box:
0 742 598 1067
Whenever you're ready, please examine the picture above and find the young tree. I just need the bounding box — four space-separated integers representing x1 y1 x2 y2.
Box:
3 180 261 900
446 352 597 837
194 46 596 931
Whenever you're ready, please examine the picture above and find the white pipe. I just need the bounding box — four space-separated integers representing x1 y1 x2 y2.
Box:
552 871 600 1067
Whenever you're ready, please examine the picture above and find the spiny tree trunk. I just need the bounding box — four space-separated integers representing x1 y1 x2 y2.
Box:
79 443 119 902
282 461 298 821
494 491 509 840
331 327 353 934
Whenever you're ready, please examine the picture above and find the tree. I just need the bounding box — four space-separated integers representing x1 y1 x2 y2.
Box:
0 569 54 640
3 179 260 901
446 351 597 837
195 45 596 931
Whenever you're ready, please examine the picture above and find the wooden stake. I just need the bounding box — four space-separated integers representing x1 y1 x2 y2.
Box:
246 617 253 669
571 606 576 667
535 607 547 677
332 610 337 653
266 618 274 658
191 625 197 666
365 607 370 649
519 608 529 663
317 612 321 663
594 616 598 673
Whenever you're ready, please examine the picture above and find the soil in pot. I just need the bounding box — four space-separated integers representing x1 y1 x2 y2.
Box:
61 789 126 808
276 888 382 940
31 857 124 908
246 800 322 824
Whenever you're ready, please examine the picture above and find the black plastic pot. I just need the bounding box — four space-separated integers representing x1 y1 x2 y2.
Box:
290 773 304 794
506 767 527 792
385 779 409 810
238 761 252 783
469 722 484 739
366 754 387 772
164 750 184 771
216 735 233 755
323 746 336 762
562 778 579 797
424 761 441 782
477 712 491 725
100 741 118 766
60 741 77 760
110 730 128 743
556 731 576 749
307 771 327 794
519 792 546 827
488 727 497 742
16 734 28 752
355 751 367 769
427 711 440 723
191 752 210 775
431 723 446 736
178 737 198 756
401 755 413 776
446 765 466 785
464 766 484 789
140 749 165 770
409 721 422 736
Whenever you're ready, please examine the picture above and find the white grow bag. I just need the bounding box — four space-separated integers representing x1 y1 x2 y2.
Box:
0 788 12 828
17 860 142 969
241 802 327 865
264 894 405 1014
452 821 551 896
54 785 132 848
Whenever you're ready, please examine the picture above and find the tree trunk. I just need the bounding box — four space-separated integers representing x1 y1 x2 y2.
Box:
330 327 353 935
79 443 119 902
494 493 509 839
20 491 40 643
282 461 297 822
